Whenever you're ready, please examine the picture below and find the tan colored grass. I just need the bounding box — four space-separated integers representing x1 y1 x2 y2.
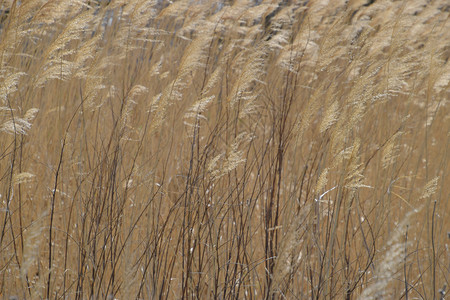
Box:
0 0 448 299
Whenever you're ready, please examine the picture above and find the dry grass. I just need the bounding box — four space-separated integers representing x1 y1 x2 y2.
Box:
0 0 449 299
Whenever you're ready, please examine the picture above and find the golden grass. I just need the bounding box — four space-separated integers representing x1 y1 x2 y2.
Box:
0 0 448 299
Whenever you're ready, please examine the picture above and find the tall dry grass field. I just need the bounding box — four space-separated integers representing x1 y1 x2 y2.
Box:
0 0 449 299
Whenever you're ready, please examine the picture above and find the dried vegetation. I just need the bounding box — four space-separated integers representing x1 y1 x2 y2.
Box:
0 0 449 299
